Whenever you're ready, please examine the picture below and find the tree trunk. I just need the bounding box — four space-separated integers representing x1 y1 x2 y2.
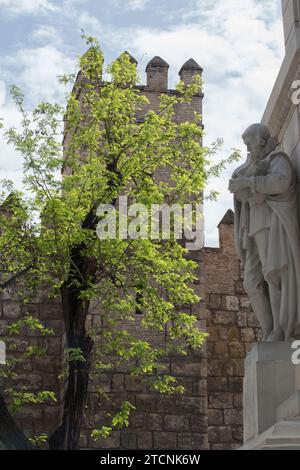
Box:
48 333 93 450
49 277 94 450
49 217 98 449
49 202 111 449
0 394 34 450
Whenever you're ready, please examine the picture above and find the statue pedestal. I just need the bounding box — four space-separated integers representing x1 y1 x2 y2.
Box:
241 342 300 450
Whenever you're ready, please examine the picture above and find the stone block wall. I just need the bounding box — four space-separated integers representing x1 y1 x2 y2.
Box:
81 248 208 450
81 348 208 450
0 283 65 440
204 210 261 449
80 208 262 450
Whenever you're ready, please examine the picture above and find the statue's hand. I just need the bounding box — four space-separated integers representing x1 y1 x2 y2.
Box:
228 176 250 193
235 188 252 202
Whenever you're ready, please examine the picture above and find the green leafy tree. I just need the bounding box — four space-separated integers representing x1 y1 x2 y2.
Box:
0 36 239 450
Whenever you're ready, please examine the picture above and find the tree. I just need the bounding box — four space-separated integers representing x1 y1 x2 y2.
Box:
0 36 239 450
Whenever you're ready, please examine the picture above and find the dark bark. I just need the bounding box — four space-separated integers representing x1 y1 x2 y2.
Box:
0 394 34 450
49 211 98 450
48 329 93 450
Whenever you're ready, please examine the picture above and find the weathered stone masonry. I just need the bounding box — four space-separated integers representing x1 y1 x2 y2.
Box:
204 210 261 450
78 55 208 450
0 285 65 440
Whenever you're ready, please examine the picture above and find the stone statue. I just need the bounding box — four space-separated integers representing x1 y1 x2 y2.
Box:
229 123 300 341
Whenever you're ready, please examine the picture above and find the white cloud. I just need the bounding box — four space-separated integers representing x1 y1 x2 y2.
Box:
0 81 5 107
0 81 24 188
77 11 102 36
112 0 149 11
0 45 75 189
31 25 62 44
3 45 75 103
0 2 101 191
127 0 149 10
0 0 59 14
62 0 89 6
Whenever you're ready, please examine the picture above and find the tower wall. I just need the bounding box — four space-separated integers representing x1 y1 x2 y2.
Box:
78 55 208 450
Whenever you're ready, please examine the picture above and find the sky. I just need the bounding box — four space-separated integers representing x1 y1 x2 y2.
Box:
0 0 284 246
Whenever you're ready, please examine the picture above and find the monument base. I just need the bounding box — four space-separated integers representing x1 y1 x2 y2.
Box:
241 419 300 450
241 342 300 450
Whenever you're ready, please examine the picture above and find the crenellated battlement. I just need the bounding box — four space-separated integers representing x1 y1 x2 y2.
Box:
65 51 204 150
142 54 203 93
145 55 169 91
74 50 203 95
179 58 203 87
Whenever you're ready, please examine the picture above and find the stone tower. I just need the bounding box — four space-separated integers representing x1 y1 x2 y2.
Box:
65 53 208 450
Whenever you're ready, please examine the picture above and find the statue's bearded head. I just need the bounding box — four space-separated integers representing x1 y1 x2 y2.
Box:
242 123 271 159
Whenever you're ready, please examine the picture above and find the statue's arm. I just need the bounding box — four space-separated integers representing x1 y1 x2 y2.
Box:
249 156 292 195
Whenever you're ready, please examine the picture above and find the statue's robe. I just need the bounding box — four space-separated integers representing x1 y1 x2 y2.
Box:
233 150 300 339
